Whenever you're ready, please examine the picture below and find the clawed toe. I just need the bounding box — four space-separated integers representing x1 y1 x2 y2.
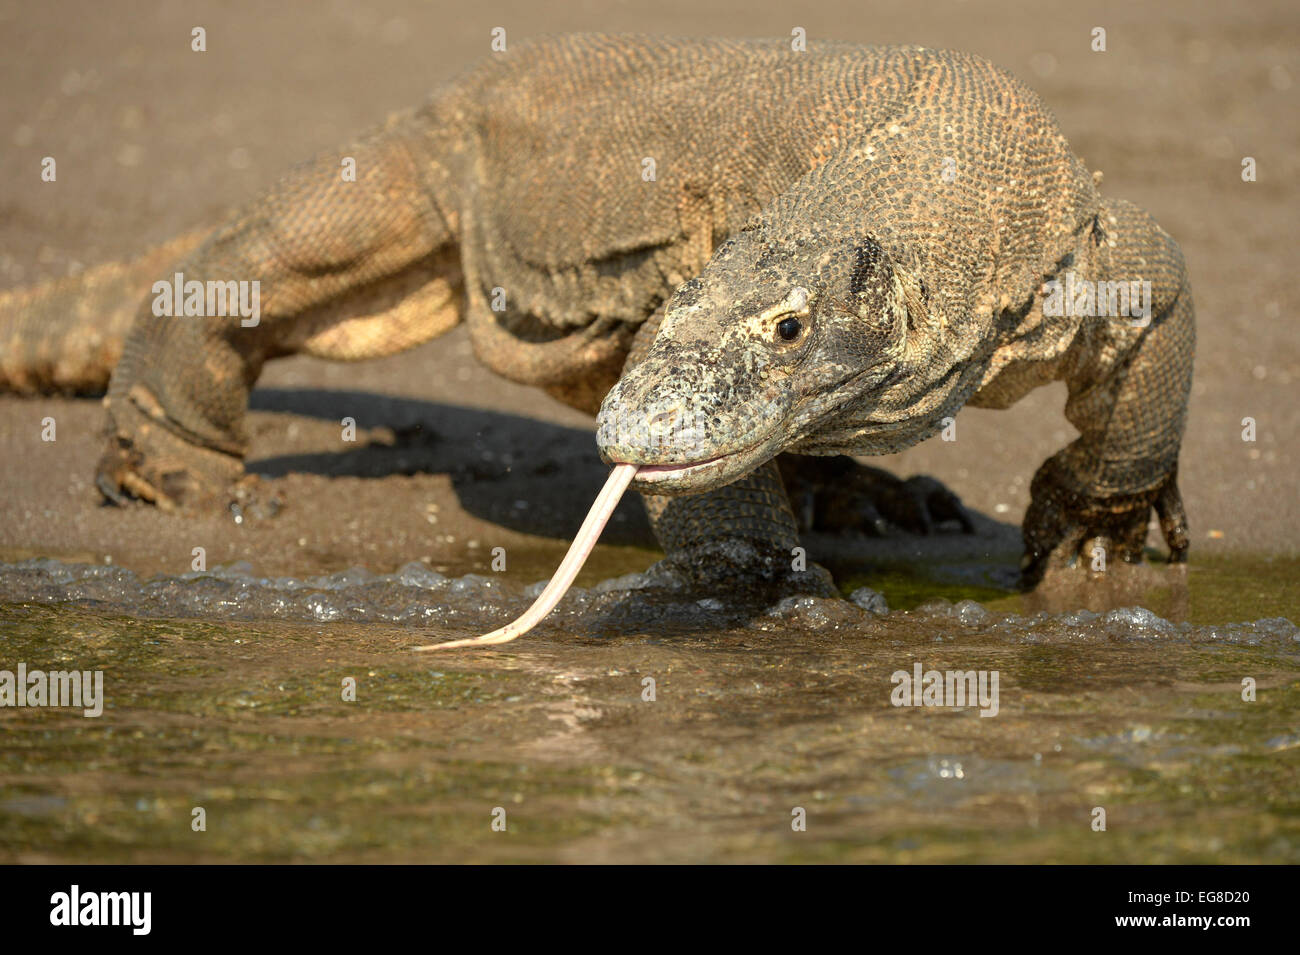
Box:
94 422 245 513
1020 450 1189 589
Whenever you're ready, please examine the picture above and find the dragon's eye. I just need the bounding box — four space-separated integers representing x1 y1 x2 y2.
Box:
777 316 803 342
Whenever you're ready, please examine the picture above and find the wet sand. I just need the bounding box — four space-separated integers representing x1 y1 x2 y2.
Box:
0 0 1297 576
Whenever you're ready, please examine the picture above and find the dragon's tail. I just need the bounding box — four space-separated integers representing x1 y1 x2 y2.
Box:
0 230 208 395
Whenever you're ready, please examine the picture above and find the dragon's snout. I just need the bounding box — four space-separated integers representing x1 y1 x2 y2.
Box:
597 369 711 467
597 353 788 495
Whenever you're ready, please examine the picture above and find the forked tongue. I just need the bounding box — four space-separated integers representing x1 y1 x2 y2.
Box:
412 463 637 651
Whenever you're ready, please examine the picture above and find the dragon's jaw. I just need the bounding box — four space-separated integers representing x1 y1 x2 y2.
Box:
615 436 778 494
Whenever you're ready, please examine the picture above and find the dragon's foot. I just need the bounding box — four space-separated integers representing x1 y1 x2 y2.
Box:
655 536 839 602
583 538 874 634
595 537 840 613
95 391 246 512
778 454 974 537
1021 454 1188 589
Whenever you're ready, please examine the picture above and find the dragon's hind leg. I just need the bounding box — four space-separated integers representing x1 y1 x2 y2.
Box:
777 454 974 537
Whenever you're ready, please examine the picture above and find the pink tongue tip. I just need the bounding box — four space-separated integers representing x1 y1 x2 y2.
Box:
412 463 638 652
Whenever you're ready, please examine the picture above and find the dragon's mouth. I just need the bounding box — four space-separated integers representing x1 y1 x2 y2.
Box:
617 440 774 494
631 454 726 482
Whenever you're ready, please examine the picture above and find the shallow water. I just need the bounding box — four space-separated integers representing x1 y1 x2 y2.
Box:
0 551 1296 863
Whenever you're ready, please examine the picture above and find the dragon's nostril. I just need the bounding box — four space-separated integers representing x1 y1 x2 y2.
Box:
647 409 677 430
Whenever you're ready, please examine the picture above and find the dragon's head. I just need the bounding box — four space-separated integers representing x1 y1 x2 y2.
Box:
426 228 975 650
598 227 957 493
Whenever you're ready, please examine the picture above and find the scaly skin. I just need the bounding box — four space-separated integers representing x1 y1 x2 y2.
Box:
0 34 1191 588
0 230 207 395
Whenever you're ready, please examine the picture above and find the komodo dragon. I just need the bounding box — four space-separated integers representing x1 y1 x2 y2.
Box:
0 33 1193 623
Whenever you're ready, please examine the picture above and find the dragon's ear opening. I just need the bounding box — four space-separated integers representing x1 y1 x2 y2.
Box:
849 238 891 305
844 237 935 364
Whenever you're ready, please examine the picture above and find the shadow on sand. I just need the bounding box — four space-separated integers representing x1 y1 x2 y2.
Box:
246 386 1025 567
248 387 654 545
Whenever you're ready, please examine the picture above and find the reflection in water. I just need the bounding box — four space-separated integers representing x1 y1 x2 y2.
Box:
0 556 1296 863
1025 561 1190 620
